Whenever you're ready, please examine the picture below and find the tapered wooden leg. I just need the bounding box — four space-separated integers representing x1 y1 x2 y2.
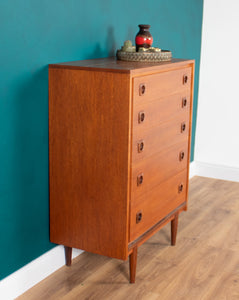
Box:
171 213 179 246
64 246 72 266
129 246 138 283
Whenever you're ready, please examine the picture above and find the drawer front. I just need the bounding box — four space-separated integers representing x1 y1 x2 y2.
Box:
133 92 190 133
131 141 188 199
130 169 187 242
132 115 190 163
133 67 191 102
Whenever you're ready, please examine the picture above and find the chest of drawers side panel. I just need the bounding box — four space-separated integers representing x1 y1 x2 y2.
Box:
49 68 131 260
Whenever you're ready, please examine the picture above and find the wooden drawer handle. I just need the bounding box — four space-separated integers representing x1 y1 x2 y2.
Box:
137 140 144 153
181 122 186 132
137 173 144 186
179 151 185 161
136 211 142 223
138 111 145 123
183 75 188 84
178 183 184 193
139 83 146 96
182 98 187 108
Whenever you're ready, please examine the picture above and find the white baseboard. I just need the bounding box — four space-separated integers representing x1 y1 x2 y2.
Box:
189 161 197 179
1 161 238 299
191 161 239 182
0 246 83 300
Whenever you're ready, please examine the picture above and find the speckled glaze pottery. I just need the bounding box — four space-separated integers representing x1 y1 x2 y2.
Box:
135 24 153 52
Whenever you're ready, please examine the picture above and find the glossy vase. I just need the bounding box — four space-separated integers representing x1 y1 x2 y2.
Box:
135 24 153 52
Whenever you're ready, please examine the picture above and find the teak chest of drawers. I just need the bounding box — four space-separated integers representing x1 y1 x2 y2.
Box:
49 57 194 283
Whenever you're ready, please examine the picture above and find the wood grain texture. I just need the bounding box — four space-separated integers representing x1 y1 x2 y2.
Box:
185 61 195 211
130 169 187 241
129 247 138 283
128 202 186 251
171 213 179 246
49 58 194 281
49 57 194 75
132 92 191 132
133 67 191 102
131 115 190 163
18 177 239 300
49 68 131 260
64 246 72 266
131 141 188 199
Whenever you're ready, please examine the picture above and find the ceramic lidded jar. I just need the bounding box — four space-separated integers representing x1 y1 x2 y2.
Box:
135 24 153 52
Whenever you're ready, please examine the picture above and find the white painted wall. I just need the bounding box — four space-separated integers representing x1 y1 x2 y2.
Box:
195 0 239 179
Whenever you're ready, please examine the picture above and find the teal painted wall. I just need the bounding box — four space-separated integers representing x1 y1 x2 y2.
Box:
0 0 203 280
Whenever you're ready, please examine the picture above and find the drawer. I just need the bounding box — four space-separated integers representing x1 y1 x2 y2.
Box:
133 92 190 132
131 141 188 199
132 115 190 163
130 169 188 242
133 67 192 102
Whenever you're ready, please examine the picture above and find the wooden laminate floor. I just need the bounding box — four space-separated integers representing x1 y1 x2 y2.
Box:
18 176 239 300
